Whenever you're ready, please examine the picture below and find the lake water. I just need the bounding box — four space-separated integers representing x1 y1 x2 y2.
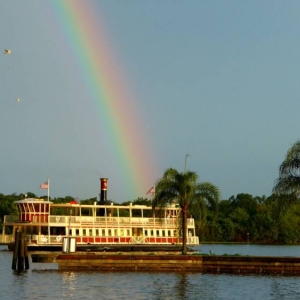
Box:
1 244 300 300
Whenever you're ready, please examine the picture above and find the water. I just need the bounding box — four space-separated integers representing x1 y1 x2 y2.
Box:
199 243 300 257
2 244 300 300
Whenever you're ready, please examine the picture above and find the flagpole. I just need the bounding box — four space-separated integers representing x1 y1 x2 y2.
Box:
47 179 50 201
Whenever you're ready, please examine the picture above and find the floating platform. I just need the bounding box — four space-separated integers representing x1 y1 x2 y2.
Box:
31 253 300 275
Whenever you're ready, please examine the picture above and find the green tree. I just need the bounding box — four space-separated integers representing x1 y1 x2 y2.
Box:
277 202 300 243
272 141 300 231
0 193 19 232
214 218 235 241
121 197 152 206
25 192 37 198
229 207 249 241
273 141 300 198
152 168 220 255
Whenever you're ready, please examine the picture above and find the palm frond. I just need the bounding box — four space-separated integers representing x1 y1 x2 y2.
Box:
279 141 300 177
273 176 300 197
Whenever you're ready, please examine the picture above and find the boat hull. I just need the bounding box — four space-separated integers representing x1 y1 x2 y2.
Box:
7 242 196 253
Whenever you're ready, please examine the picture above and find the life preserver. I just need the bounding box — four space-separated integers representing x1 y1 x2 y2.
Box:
56 235 62 242
55 216 60 222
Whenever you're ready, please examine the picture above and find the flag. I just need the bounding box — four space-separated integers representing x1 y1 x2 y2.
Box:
40 181 49 189
146 186 155 195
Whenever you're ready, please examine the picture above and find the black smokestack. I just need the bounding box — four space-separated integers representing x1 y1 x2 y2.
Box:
98 178 110 216
99 177 108 202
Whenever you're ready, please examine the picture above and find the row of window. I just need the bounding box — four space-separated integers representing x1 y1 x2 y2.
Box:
68 228 180 237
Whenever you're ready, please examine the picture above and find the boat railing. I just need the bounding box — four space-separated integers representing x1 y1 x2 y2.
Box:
26 234 64 245
189 236 199 244
0 234 14 244
23 234 199 246
49 215 181 227
4 215 193 229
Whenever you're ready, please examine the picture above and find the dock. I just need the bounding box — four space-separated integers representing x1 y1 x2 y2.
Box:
31 252 300 275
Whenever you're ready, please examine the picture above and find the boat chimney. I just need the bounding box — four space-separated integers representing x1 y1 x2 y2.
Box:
99 178 108 202
98 178 110 216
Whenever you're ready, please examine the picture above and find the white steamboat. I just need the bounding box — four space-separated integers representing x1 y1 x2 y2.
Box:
1 179 199 249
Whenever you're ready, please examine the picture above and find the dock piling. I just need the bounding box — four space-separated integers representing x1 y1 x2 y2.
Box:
12 230 30 271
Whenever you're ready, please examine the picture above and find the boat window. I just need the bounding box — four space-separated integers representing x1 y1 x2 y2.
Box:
82 229 86 236
120 229 124 236
76 229 80 236
156 230 160 236
95 229 99 236
69 229 72 236
89 229 93 236
162 230 165 237
127 229 130 236
150 230 153 236
102 229 105 236
108 229 112 236
168 230 171 236
114 229 118 236
41 227 48 235
145 230 148 236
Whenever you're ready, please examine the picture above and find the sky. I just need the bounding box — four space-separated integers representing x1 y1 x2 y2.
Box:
1 0 300 202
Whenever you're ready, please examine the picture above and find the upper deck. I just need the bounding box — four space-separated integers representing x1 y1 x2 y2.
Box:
5 198 195 229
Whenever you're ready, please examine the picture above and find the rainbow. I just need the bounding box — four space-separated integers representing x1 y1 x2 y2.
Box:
47 1 158 199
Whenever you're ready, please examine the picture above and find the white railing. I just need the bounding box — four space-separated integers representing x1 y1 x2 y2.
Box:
50 215 69 224
0 234 14 244
23 234 199 246
49 215 180 227
188 236 199 245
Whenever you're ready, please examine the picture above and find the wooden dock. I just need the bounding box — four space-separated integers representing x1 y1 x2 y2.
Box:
31 252 300 275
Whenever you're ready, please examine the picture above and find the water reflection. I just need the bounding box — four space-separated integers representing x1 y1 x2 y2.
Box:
62 271 77 298
176 273 188 299
149 272 219 300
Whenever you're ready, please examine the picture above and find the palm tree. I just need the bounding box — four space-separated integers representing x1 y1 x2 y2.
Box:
273 141 300 218
152 168 220 255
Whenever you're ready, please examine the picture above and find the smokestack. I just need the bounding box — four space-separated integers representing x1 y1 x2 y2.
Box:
99 178 108 203
98 178 109 216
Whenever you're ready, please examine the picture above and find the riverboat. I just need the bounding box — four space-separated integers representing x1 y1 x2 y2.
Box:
1 180 199 250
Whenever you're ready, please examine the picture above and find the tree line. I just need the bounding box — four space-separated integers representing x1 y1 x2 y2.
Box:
193 193 300 244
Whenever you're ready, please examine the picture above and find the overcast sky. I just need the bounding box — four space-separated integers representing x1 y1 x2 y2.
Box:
1 0 299 202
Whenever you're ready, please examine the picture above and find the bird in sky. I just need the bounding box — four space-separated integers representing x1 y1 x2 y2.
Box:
4 49 11 54
16 98 20 102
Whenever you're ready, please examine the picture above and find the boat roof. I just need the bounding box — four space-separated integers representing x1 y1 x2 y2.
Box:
51 203 156 210
14 198 180 210
14 198 52 204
